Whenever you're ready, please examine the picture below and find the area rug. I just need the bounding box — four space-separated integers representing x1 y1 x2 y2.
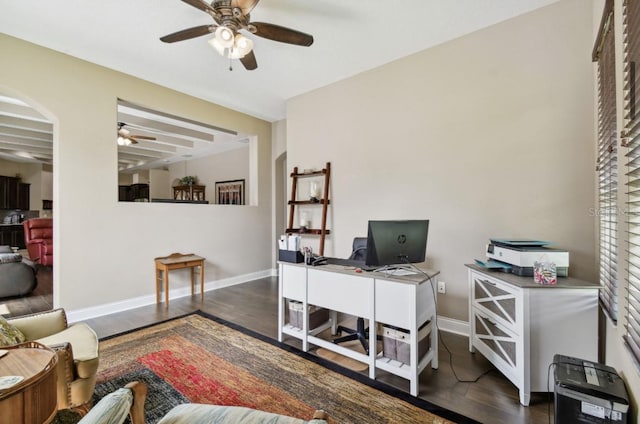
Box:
81 311 476 423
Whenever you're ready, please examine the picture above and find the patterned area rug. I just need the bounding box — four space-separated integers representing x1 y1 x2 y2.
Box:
65 311 475 423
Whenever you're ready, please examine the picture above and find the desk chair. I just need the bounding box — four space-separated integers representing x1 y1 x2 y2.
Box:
333 237 378 354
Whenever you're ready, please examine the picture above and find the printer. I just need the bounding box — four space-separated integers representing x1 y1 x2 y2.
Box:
554 354 629 423
485 239 569 277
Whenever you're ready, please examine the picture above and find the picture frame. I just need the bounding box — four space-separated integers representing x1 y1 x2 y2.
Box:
215 179 245 205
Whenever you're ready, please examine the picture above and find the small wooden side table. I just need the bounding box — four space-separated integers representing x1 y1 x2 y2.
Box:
155 252 205 307
0 341 58 424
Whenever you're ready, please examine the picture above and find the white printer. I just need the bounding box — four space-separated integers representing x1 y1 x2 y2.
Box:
486 239 569 277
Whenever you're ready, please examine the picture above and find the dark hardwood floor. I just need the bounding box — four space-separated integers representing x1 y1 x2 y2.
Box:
3 275 554 424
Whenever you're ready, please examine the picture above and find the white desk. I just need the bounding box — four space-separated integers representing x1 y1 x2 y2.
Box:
278 262 439 396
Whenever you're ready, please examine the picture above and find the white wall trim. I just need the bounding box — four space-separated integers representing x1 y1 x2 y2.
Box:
436 315 469 337
67 269 274 323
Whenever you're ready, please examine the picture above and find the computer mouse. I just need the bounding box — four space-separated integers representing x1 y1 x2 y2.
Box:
355 268 362 273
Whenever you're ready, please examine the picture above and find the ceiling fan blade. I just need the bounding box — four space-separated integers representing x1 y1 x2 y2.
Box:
240 50 258 70
181 0 217 14
252 22 313 46
130 135 157 140
160 25 215 43
231 0 260 15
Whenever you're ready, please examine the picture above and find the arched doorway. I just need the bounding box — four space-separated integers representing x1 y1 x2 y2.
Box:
0 90 55 316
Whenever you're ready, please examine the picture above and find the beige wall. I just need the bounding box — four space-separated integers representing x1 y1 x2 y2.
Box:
0 33 273 314
287 0 596 322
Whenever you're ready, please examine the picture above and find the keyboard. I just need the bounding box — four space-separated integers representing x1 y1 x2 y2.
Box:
325 257 376 271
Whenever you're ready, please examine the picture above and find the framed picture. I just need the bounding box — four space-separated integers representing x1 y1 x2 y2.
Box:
215 179 245 205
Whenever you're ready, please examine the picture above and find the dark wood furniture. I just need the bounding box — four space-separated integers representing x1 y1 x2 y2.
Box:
0 225 26 249
0 176 30 210
0 342 58 424
287 162 330 255
173 185 205 201
118 183 149 202
154 253 205 307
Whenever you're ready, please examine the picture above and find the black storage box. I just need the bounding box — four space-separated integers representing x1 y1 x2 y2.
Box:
279 249 304 263
554 354 629 423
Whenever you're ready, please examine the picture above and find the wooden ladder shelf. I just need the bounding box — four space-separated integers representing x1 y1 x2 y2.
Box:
287 162 331 256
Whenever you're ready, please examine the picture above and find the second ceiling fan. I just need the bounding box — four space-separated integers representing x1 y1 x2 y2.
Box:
117 122 156 146
160 0 314 70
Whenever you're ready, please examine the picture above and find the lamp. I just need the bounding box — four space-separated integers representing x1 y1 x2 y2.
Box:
208 26 253 60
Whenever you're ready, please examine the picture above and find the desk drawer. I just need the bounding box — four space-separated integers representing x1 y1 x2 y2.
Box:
471 306 521 385
281 264 306 301
308 268 373 316
470 271 521 333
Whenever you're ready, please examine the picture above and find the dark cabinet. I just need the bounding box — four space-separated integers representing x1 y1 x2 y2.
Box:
17 183 30 210
0 176 30 210
0 225 25 249
0 176 18 209
119 183 149 202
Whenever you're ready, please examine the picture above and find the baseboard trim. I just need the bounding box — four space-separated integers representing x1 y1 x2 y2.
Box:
68 267 473 337
66 269 274 323
436 315 470 337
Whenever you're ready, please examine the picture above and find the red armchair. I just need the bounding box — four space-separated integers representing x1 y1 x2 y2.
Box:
23 218 53 266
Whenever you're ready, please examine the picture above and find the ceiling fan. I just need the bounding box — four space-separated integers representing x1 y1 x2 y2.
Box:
117 122 156 146
160 0 314 70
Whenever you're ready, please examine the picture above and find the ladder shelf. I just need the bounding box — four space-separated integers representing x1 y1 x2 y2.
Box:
287 162 331 256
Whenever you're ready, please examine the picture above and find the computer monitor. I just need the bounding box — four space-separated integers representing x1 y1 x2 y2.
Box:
365 220 429 267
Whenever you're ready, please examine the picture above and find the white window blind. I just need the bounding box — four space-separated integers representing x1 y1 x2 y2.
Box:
624 0 640 365
595 0 618 322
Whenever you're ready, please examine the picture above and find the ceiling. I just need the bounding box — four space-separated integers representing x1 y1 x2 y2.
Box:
0 0 559 123
0 94 250 172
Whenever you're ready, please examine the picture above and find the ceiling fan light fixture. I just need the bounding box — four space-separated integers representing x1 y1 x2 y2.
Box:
117 136 126 146
208 36 226 56
229 34 253 59
215 26 234 48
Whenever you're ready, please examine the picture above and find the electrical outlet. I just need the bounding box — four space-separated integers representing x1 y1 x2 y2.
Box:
438 281 446 294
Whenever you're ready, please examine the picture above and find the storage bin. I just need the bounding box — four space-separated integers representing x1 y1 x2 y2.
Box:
288 300 329 329
382 321 431 365
279 250 304 263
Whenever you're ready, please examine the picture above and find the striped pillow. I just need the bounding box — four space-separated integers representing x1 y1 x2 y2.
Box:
78 387 133 424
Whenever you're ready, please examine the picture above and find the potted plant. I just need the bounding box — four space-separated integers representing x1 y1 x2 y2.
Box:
180 176 197 185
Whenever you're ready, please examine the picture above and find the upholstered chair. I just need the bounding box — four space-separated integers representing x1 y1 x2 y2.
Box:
8 308 99 413
23 218 53 266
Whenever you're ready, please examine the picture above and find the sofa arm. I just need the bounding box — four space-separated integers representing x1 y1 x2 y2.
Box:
8 308 68 341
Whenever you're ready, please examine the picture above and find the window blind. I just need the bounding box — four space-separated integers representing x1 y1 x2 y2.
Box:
595 0 618 322
624 0 640 364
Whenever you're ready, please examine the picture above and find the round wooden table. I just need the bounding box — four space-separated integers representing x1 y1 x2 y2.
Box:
0 342 58 424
